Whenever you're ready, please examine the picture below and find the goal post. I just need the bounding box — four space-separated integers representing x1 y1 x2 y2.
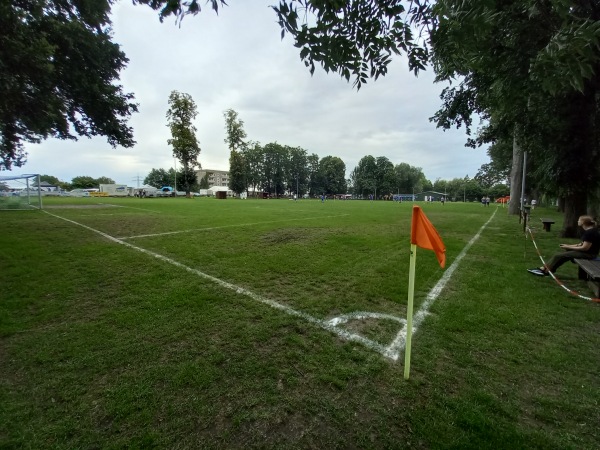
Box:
0 174 43 210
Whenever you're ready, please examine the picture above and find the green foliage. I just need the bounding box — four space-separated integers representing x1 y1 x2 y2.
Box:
70 176 112 189
351 158 428 198
318 156 347 195
36 175 61 186
166 91 201 195
144 168 172 189
229 150 247 195
262 143 287 196
33 175 70 190
198 172 210 190
0 0 138 170
223 109 247 152
96 176 115 185
133 0 226 23
430 0 600 228
273 0 432 88
177 167 198 193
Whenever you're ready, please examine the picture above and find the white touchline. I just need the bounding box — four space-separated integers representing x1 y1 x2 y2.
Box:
116 214 351 240
43 208 497 362
383 208 498 360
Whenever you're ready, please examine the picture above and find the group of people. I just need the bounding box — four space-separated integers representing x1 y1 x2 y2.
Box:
528 215 600 277
481 196 491 206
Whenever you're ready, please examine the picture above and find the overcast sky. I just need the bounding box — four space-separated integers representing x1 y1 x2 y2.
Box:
11 1 489 186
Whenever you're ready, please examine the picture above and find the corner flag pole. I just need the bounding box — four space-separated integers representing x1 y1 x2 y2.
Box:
404 243 417 380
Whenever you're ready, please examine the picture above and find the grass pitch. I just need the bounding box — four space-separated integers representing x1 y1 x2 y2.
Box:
1 197 599 448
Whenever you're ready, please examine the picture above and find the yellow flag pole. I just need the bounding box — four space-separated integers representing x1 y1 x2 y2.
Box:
404 243 417 380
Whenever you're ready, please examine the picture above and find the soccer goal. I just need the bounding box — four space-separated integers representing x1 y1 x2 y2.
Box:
0 174 43 210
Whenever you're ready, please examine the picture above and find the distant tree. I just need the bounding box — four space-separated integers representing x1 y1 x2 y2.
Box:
352 156 377 198
263 143 287 196
178 167 198 192
306 153 320 197
71 176 98 189
243 142 264 196
35 175 61 186
166 91 201 197
1 0 138 171
433 178 447 194
0 182 9 192
375 156 394 198
287 146 309 197
96 176 115 185
392 163 427 195
144 168 171 189
224 109 248 195
319 156 346 195
31 174 69 190
489 183 510 200
223 109 247 152
229 149 247 195
198 172 211 189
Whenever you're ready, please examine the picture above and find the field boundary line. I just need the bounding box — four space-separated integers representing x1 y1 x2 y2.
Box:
43 208 496 363
43 211 391 357
117 214 351 240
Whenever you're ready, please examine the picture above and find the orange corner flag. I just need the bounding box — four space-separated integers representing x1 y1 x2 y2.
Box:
410 205 446 268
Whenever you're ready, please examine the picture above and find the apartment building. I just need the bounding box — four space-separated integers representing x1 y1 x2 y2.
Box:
196 169 229 188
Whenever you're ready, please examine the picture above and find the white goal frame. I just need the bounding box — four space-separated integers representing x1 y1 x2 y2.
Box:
0 174 43 210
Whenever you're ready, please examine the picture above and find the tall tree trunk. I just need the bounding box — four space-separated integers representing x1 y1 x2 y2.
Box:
508 132 522 215
559 85 596 237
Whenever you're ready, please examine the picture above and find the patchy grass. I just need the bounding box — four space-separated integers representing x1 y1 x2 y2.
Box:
1 198 599 448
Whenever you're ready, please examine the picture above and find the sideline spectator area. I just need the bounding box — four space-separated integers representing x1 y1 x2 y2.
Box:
574 258 600 297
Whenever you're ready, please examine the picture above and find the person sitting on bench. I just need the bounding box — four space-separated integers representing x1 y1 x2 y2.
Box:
528 215 600 276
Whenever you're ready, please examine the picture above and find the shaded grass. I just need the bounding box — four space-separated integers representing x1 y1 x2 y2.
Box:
1 198 599 448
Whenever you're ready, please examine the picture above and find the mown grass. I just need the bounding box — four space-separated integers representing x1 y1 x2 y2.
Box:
1 198 599 449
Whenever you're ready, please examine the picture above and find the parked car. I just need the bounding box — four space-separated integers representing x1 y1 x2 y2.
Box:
157 186 186 197
66 189 90 197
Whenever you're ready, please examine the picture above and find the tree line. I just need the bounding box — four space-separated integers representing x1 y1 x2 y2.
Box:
5 1 597 235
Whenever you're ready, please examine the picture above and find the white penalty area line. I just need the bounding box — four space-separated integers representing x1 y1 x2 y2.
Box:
116 214 351 240
42 208 496 363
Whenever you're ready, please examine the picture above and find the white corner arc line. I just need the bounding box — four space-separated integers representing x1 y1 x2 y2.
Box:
43 209 496 362
43 211 389 356
383 208 498 360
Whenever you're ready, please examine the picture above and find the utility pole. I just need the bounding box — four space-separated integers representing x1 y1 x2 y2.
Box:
132 174 142 188
174 158 177 191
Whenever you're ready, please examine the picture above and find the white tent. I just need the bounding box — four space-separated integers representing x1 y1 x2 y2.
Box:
208 186 232 196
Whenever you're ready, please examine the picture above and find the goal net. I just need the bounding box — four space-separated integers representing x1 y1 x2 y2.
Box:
0 174 43 210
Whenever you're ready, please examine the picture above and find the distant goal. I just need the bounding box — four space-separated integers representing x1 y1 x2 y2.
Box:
0 174 43 210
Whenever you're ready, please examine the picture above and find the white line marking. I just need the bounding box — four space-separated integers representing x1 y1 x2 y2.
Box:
43 209 496 362
43 211 388 356
96 203 162 213
382 208 498 360
116 214 350 240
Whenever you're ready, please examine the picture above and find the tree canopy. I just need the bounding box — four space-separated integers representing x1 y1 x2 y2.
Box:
8 0 600 233
429 0 600 234
1 0 138 171
166 91 201 196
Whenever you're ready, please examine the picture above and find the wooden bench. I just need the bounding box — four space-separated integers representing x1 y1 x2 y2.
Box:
540 218 555 232
574 258 600 297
